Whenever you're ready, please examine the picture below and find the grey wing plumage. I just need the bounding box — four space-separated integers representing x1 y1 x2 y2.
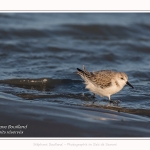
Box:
77 67 113 89
90 70 113 88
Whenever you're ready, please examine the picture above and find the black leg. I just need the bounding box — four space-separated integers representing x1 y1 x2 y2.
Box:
92 93 96 99
91 94 96 104
109 100 113 104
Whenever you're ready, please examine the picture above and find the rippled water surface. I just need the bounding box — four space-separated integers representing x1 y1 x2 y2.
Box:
0 13 150 137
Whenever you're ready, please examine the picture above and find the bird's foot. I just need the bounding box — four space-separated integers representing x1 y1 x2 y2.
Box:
113 100 121 105
91 94 96 104
91 94 96 99
109 100 121 106
92 99 97 105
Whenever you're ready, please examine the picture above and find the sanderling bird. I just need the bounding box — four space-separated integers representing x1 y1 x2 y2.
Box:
77 66 134 104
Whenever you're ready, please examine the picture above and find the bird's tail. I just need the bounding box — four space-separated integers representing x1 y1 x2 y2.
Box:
77 65 90 78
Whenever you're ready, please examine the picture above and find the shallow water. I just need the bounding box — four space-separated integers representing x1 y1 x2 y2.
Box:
0 13 150 137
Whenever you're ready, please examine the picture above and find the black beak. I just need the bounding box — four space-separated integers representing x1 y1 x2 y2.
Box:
126 81 134 89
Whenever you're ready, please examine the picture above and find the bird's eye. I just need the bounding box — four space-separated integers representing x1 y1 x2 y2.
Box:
121 77 124 80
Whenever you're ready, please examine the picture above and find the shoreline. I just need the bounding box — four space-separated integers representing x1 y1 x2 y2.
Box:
0 93 150 137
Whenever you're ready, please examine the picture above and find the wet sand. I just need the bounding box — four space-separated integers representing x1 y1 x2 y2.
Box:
0 92 150 137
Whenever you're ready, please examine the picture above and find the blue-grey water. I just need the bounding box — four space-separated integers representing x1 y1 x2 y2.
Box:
0 13 150 137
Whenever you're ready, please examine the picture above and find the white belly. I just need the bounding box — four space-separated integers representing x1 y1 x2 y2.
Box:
85 81 123 98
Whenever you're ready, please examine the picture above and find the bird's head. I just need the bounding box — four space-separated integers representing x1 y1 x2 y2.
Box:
116 72 134 89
